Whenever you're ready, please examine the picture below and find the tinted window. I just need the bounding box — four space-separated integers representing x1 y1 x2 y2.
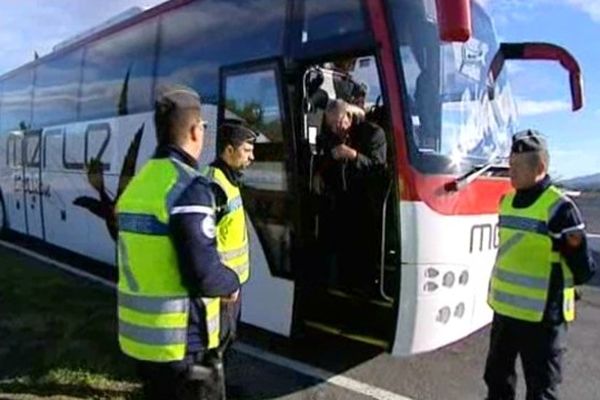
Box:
156 0 286 103
33 49 83 128
6 133 23 168
223 67 292 277
25 132 41 168
80 18 158 120
225 70 284 146
302 0 366 43
0 69 34 132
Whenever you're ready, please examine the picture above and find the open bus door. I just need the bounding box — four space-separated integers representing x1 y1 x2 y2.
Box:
218 59 297 337
295 53 401 350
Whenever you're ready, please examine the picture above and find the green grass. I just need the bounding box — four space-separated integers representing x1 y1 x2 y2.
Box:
0 249 141 399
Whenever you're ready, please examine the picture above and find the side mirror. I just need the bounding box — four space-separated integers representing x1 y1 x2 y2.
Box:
435 0 472 42
488 42 584 111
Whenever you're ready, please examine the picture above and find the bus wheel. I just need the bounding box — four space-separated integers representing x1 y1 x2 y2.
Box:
0 192 7 236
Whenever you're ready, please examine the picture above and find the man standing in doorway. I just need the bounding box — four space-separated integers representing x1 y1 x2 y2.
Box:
484 129 596 400
314 99 387 295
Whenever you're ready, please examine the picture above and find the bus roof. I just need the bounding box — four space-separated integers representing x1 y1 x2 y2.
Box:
0 0 193 81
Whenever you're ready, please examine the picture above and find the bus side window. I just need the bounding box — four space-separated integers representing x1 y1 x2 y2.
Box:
25 132 41 168
32 49 83 129
6 134 23 168
0 68 34 133
222 67 293 277
155 0 286 102
80 17 158 121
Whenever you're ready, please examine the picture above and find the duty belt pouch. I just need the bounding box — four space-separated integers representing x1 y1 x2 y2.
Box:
185 350 226 400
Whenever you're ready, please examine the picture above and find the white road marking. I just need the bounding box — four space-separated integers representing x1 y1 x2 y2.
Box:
0 239 415 400
234 342 414 400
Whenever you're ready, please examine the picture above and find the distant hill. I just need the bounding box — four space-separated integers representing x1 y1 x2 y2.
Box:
559 173 600 191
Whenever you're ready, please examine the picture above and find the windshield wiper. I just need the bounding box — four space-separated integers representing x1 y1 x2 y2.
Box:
445 158 509 192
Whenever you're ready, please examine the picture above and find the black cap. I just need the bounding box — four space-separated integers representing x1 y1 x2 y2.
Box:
218 121 258 144
155 84 201 115
511 129 548 154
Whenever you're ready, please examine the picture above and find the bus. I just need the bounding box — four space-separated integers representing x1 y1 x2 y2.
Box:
0 0 583 356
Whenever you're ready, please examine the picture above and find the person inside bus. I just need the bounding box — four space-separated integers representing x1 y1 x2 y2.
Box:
330 58 366 108
116 84 240 400
313 99 387 295
484 130 596 400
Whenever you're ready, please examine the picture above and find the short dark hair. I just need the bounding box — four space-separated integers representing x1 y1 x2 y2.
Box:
217 121 258 155
154 84 201 146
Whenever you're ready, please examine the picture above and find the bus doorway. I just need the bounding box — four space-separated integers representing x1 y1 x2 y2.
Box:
294 55 401 349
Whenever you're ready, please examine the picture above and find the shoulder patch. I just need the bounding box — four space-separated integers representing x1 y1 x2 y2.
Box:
202 215 216 239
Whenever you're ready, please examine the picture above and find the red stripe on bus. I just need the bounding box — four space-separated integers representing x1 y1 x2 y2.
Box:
410 171 512 215
366 0 418 201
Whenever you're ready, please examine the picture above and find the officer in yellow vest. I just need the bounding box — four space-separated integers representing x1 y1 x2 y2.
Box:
116 85 240 400
203 122 256 345
484 130 596 400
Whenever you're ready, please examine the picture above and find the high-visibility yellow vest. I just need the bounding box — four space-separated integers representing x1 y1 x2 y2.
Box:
203 166 250 284
488 185 575 323
116 157 221 362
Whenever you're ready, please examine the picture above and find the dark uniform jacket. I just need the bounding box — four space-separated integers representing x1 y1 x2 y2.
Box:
511 175 596 323
318 120 387 195
156 145 240 355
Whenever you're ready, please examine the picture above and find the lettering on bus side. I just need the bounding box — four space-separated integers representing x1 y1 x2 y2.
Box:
61 123 111 171
73 123 145 241
469 223 500 253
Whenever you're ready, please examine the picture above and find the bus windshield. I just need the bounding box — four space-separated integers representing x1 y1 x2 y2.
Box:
388 0 518 172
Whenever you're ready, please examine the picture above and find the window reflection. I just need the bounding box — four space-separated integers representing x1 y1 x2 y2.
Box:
0 69 34 132
389 0 516 167
33 49 83 128
224 67 292 277
302 0 366 43
156 0 286 102
80 18 157 120
225 69 286 191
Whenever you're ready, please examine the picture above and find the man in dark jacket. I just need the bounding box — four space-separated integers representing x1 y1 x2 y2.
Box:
484 129 596 400
117 84 239 400
314 99 387 294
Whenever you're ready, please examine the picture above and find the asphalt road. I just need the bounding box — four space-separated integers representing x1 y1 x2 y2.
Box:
2 194 598 400
221 194 600 400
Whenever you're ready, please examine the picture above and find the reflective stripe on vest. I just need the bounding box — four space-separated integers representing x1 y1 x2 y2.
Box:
116 158 222 362
203 166 250 284
488 185 576 322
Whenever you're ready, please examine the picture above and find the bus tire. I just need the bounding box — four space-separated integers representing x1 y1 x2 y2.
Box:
0 191 7 236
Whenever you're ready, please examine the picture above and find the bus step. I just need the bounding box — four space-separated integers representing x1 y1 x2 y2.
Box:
302 319 388 349
326 288 394 308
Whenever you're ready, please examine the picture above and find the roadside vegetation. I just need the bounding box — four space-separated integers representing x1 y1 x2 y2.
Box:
0 250 140 399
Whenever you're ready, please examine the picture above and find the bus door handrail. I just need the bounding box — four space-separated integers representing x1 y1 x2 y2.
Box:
379 174 394 302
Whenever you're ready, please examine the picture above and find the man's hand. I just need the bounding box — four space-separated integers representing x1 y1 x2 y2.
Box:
331 144 357 161
222 289 240 303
